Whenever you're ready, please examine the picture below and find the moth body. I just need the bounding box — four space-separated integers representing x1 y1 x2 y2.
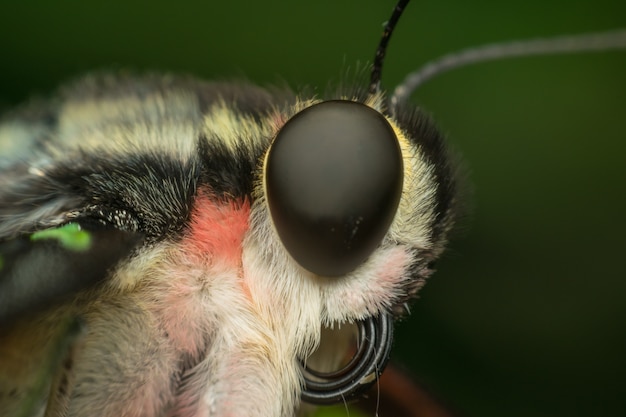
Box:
0 74 456 416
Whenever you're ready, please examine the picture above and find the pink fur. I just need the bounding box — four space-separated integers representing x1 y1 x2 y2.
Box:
364 247 410 308
375 247 410 292
325 246 411 318
149 191 251 357
184 191 251 267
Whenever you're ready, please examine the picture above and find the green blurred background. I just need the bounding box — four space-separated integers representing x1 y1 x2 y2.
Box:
1 1 625 416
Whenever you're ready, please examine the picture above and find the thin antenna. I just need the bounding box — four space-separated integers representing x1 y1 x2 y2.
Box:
369 0 411 95
391 29 626 108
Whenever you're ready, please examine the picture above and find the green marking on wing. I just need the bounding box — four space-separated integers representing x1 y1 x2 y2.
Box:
30 223 92 252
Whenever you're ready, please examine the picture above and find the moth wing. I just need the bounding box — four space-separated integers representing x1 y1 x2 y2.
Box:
0 228 143 324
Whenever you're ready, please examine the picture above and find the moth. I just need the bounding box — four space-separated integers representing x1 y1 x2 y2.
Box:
0 1 624 416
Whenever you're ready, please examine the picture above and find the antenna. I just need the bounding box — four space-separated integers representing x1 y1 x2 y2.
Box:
391 29 626 108
369 0 411 95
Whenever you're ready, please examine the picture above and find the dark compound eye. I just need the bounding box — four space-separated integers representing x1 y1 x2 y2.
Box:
265 100 403 277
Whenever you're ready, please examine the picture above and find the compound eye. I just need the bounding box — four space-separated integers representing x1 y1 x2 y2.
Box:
265 100 403 277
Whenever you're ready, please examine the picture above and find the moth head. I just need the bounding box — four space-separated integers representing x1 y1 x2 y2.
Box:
254 91 453 403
